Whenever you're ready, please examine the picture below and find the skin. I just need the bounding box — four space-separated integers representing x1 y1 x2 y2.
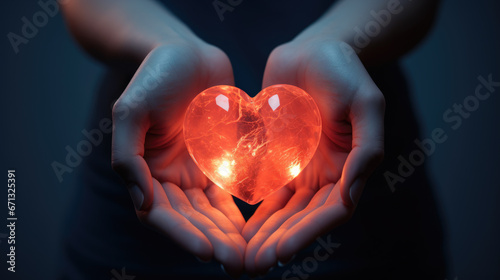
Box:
62 0 439 277
243 0 440 273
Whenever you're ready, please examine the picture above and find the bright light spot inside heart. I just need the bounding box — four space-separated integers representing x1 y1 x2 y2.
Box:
268 94 280 111
289 164 301 177
216 94 229 111
218 160 232 177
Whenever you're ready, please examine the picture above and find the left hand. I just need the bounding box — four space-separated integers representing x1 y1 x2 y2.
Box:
111 42 246 276
242 37 386 274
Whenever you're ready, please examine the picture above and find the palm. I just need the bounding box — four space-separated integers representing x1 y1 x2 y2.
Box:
141 49 219 191
287 70 354 193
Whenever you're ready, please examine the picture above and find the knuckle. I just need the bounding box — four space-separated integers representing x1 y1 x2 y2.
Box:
111 99 123 114
269 44 292 63
110 158 124 173
112 96 146 123
111 155 132 175
153 42 194 57
360 89 386 111
204 45 229 63
111 99 130 119
154 42 202 67
366 145 385 165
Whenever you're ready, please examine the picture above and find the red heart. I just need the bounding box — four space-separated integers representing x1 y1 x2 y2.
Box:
184 85 322 204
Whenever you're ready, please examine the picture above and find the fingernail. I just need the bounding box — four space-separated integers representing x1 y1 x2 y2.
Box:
128 185 144 210
278 254 296 267
220 264 227 275
349 179 364 205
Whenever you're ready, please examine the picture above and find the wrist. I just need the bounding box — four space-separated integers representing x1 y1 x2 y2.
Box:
153 29 206 50
292 12 347 44
288 28 363 68
289 32 352 59
152 37 221 65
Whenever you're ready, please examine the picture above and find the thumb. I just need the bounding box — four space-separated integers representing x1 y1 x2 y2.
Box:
111 98 153 210
340 88 385 206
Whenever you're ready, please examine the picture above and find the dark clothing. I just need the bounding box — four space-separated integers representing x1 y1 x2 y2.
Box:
61 1 447 279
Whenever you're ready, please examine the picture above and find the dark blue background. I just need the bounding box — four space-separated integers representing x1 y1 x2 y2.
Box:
0 0 499 279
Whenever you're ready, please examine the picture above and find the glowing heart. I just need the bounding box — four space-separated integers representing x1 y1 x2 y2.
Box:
184 85 321 204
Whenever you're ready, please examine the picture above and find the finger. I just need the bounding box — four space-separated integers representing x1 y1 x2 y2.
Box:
111 47 179 210
267 183 335 234
341 87 385 206
203 44 236 87
276 184 350 263
112 97 153 210
205 184 246 233
242 187 293 242
141 179 213 261
185 187 246 256
162 182 243 275
277 203 349 263
262 44 297 88
244 188 314 273
251 184 334 273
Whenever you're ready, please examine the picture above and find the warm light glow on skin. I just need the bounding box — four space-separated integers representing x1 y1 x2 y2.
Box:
184 84 322 204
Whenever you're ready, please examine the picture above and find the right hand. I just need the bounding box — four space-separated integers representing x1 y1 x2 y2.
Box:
111 41 246 276
243 38 385 274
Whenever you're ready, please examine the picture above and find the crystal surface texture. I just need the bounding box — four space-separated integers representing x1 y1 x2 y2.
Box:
183 85 322 204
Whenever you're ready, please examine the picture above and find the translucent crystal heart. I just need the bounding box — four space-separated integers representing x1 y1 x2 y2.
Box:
184 84 321 204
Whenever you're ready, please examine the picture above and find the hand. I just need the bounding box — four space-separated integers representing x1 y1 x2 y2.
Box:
243 38 385 274
111 41 246 276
